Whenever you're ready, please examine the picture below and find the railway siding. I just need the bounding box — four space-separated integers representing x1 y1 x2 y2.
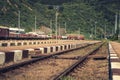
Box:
0 41 101 80
0 40 101 67
109 42 120 80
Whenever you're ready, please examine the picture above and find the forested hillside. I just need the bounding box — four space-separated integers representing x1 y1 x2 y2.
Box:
0 0 119 39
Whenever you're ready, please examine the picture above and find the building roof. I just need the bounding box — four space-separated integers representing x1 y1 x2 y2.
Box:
9 28 25 32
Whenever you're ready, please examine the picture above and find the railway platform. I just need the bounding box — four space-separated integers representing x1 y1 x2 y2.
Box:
0 40 101 66
109 42 120 80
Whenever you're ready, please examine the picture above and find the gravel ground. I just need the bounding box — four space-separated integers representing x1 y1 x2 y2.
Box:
65 43 108 80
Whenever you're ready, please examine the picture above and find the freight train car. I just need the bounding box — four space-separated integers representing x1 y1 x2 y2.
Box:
0 27 51 40
0 27 9 39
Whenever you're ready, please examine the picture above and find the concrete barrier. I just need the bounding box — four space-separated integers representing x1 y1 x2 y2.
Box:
50 47 53 53
0 49 29 65
64 45 67 50
56 46 59 52
26 48 35 55
58 46 61 51
60 46 63 50
44 47 47 53
52 46 56 52
0 43 2 47
34 48 41 54
76 44 81 48
22 50 29 58
71 44 76 49
13 50 22 62
47 47 51 53
0 52 5 65
66 45 69 50
61 45 65 50
1 43 8 47
68 44 71 49
5 52 14 63
39 48 44 54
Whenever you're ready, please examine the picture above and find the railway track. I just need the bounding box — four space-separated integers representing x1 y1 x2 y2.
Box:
0 42 102 80
53 42 109 80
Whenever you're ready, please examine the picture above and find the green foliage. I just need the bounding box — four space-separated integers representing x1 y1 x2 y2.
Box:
0 0 119 39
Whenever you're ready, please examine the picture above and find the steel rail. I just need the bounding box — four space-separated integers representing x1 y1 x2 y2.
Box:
0 42 99 73
53 42 104 80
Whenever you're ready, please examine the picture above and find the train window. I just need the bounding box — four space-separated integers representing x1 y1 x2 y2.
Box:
41 42 43 44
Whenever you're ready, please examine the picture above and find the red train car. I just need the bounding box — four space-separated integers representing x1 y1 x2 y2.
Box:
0 27 9 39
77 35 84 40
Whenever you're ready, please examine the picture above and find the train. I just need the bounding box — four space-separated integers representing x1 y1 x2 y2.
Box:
0 26 50 40
0 26 84 40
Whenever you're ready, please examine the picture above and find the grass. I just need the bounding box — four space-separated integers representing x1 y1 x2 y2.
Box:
60 76 75 80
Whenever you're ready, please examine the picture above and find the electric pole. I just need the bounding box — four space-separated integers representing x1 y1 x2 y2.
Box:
65 22 67 34
50 19 52 36
105 24 106 39
79 27 80 34
59 23 61 36
18 10 20 33
94 21 97 39
55 6 59 40
115 13 118 34
35 16 37 33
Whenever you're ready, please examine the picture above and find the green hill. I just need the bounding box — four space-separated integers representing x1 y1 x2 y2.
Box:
0 0 119 39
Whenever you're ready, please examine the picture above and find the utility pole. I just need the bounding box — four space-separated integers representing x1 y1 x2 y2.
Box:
118 12 120 38
59 23 60 36
18 10 20 33
55 6 59 40
105 24 106 39
90 28 93 39
64 22 67 34
18 10 21 38
50 19 52 36
79 27 80 34
35 16 37 33
115 13 118 34
94 21 97 39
